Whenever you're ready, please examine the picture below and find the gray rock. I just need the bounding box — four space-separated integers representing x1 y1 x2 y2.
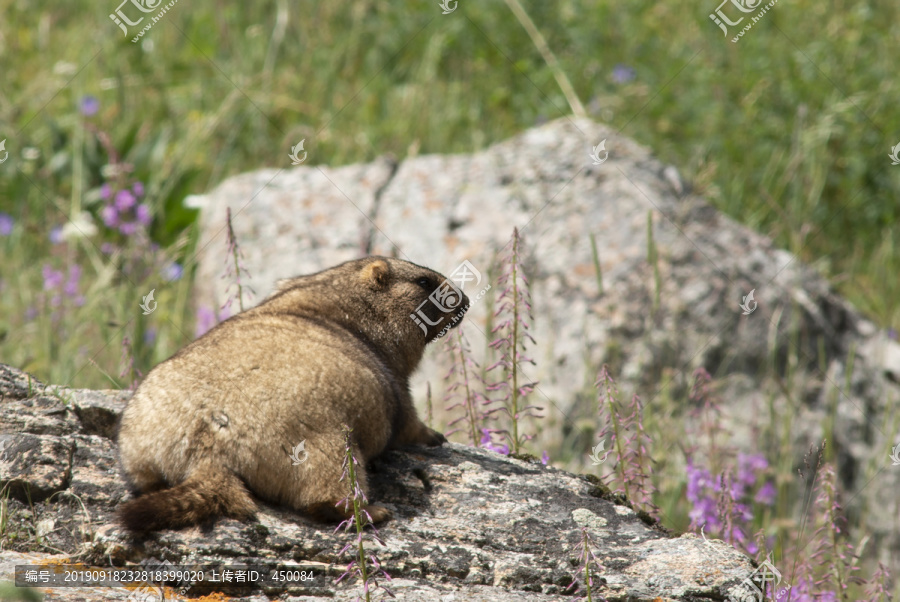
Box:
0 363 755 601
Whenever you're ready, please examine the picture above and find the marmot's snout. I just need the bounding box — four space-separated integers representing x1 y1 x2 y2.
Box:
413 276 469 342
450 288 470 324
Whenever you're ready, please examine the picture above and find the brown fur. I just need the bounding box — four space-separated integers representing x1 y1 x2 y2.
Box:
117 257 467 532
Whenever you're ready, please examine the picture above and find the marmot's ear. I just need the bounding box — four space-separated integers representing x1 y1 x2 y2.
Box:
360 259 391 288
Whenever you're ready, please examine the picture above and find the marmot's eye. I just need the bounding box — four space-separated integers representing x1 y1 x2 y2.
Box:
416 277 432 289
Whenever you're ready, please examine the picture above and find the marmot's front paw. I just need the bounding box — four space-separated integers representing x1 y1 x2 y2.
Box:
365 504 393 523
392 423 448 448
309 501 393 523
423 427 447 447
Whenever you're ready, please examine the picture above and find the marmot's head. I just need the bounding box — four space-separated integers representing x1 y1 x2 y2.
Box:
358 257 470 345
262 256 470 376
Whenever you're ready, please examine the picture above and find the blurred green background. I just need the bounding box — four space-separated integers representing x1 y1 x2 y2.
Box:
1 0 898 388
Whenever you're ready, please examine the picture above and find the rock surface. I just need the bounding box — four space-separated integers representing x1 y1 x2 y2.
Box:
189 117 900 573
0 363 757 601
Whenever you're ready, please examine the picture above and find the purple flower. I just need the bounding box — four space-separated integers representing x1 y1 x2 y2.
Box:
611 64 635 84
143 329 157 344
101 205 118 227
132 181 144 197
24 306 38 321
735 452 768 502
734 501 753 522
730 478 747 502
119 222 137 236
541 450 549 465
42 265 64 291
115 189 136 211
101 242 115 254
689 497 719 531
889 329 898 341
100 184 111 200
195 306 218 338
686 461 714 501
755 481 776 505
163 262 184 282
778 577 814 601
686 461 720 529
135 204 151 226
43 264 84 306
221 207 256 312
479 428 510 455
0 213 13 236
63 265 83 306
49 226 63 244
737 452 767 485
64 265 80 296
79 95 100 116
486 227 540 456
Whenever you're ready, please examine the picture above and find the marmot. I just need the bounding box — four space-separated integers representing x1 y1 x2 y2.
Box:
117 257 468 531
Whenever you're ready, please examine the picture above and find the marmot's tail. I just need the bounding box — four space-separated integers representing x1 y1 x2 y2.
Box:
117 468 256 532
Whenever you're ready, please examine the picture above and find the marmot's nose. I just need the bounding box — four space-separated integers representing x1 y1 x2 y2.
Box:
456 292 470 315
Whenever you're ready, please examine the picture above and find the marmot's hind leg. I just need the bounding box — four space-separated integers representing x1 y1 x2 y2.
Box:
284 433 392 524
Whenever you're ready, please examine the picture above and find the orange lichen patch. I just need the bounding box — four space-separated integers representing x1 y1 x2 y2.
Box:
573 263 596 277
425 200 443 211
443 234 460 251
31 559 103 585
192 592 231 601
36 558 65 564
